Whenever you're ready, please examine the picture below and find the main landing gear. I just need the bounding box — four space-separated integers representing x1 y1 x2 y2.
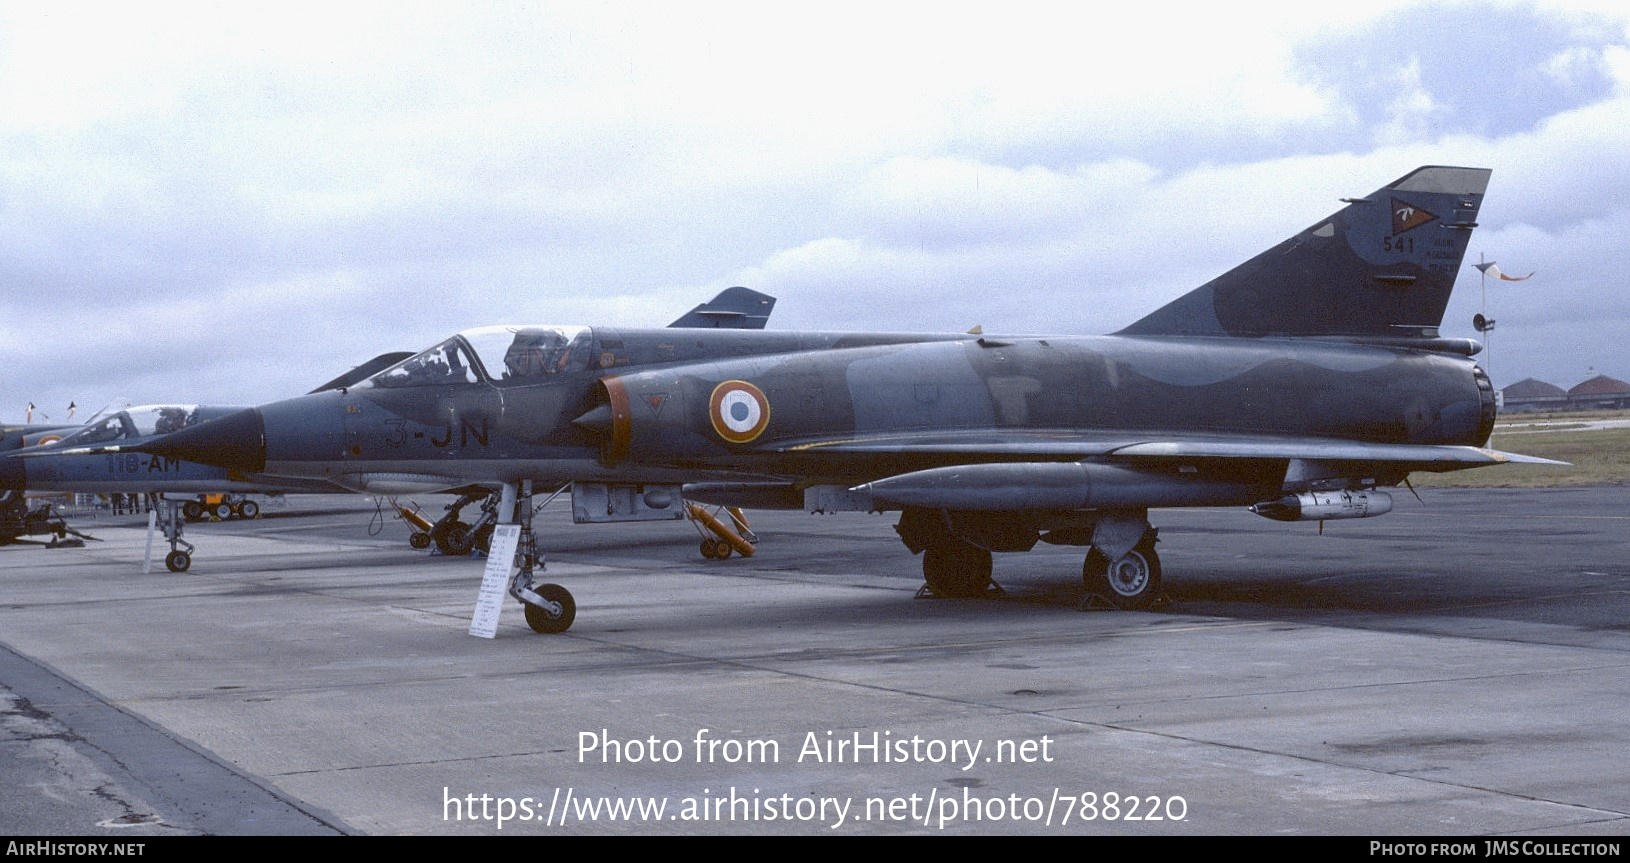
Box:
1081 530 1162 610
506 481 576 634
921 537 994 598
907 508 1164 610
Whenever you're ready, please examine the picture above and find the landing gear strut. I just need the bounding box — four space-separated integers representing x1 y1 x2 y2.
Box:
155 498 196 573
506 481 576 633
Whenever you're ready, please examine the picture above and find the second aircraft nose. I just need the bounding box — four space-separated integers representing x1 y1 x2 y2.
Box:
134 407 267 474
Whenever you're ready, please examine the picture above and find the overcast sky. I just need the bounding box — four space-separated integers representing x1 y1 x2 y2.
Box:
3 1 1627 421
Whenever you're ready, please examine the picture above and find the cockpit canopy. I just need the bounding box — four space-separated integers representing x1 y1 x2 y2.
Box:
364 326 592 389
46 405 238 447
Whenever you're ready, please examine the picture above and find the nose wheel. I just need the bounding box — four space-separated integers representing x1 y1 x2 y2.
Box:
154 498 197 573
520 583 576 634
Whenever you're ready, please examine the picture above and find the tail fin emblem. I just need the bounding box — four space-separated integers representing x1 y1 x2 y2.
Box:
1392 198 1437 235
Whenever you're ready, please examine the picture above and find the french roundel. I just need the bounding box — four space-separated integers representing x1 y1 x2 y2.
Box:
709 380 771 444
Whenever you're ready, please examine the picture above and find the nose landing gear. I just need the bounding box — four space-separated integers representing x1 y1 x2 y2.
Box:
151 498 196 573
504 482 576 634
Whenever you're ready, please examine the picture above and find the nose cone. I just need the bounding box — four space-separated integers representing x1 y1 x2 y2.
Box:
134 407 267 473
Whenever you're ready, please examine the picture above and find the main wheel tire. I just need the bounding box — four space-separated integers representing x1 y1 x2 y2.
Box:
441 524 476 556
922 541 993 598
433 521 472 555
239 500 260 519
474 524 495 553
165 550 191 573
409 532 432 550
523 584 576 634
182 501 204 521
1083 540 1161 610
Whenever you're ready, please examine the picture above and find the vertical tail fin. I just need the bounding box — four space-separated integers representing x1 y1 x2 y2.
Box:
1119 166 1491 340
668 286 777 329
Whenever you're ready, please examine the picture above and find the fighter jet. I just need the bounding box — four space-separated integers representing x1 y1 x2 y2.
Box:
0 350 437 565
4 288 779 569
118 167 1557 633
2 403 385 568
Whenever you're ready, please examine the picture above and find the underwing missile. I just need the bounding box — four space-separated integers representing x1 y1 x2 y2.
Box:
1250 490 1394 522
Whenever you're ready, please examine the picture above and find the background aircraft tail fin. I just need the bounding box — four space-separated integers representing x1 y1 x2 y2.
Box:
669 286 777 329
1118 166 1491 340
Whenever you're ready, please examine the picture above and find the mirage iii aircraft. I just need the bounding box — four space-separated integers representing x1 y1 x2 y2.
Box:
6 288 779 571
122 166 1556 634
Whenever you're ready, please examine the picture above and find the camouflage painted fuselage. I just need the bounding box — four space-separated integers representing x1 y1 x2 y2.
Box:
599 333 1495 483
188 323 1498 509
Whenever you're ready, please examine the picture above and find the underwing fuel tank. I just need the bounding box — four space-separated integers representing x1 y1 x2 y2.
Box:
1250 490 1394 522
858 462 1274 511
